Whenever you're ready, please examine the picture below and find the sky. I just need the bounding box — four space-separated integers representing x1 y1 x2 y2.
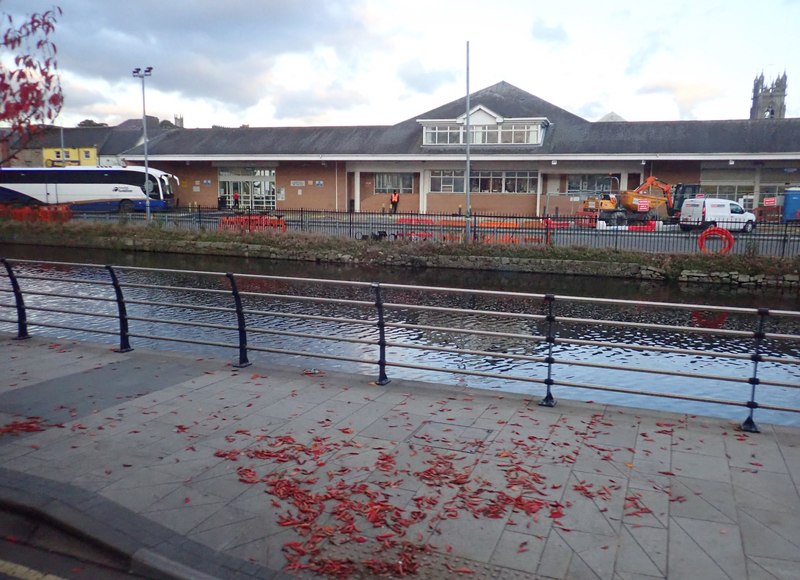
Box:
2 0 799 129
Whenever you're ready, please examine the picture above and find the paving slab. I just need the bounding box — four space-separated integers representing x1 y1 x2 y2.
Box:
1 333 799 579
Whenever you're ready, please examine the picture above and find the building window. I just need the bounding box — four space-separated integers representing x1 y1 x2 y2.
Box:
471 171 504 193
469 125 499 144
63 150 70 159
54 151 61 159
500 124 541 144
375 173 413 194
430 170 465 193
422 123 545 146
566 174 617 196
83 150 90 159
423 125 462 145
430 170 538 194
503 171 538 193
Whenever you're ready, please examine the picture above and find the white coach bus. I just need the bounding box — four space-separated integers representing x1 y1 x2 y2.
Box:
0 166 178 212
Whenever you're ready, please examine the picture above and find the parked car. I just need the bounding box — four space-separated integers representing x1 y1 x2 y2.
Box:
679 198 756 232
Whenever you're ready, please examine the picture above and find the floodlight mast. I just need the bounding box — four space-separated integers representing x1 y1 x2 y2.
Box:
132 66 153 220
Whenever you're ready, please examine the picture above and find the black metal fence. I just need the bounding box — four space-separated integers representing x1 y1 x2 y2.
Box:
2 258 799 432
68 206 800 257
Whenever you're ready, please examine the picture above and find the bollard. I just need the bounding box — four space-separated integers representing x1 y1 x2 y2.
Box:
539 293 557 407
372 283 390 385
106 265 132 352
226 273 251 368
1 258 30 340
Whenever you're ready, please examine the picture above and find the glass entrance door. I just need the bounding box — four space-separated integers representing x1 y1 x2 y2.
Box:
218 168 276 211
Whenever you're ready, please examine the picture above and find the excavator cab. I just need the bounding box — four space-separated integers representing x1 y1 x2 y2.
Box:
669 183 701 218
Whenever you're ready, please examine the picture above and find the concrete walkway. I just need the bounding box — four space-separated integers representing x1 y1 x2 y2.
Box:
1 333 799 579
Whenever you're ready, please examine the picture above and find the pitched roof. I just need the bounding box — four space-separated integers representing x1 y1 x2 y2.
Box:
135 82 590 158
123 81 800 159
412 81 588 125
19 118 165 156
546 118 800 155
22 126 114 149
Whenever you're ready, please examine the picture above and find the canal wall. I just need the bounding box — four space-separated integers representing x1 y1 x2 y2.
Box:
1 226 799 289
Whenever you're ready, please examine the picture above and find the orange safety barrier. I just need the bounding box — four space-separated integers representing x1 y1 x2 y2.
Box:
219 215 287 232
628 220 657 232
698 226 734 254
574 211 598 228
539 218 570 229
434 219 466 227
396 217 435 225
2 204 71 223
480 220 519 229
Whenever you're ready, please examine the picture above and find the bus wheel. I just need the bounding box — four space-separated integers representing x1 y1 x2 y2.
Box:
119 200 134 213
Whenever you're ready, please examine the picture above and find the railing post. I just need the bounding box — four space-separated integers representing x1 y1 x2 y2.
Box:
226 272 251 368
1 258 29 340
780 222 788 259
741 308 769 433
539 293 557 407
372 283 390 385
105 265 133 352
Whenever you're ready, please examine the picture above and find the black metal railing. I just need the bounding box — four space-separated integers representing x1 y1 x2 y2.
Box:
1 258 799 432
60 206 800 257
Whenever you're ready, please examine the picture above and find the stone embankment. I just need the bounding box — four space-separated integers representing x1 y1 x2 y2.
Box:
2 227 799 289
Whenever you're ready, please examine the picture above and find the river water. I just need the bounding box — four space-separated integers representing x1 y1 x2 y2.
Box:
2 243 799 426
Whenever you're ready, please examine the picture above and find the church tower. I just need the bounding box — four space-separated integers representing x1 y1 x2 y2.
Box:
750 73 788 119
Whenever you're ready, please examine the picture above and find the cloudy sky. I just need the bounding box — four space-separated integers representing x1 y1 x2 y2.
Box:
2 0 798 128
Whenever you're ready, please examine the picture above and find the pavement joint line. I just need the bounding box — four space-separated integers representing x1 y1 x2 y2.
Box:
0 469 274 580
1 333 800 578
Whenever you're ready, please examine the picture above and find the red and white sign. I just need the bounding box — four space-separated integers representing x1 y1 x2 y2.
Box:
763 197 777 207
637 199 650 212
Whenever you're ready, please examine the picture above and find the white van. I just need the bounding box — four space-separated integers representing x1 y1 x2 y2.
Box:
679 198 756 232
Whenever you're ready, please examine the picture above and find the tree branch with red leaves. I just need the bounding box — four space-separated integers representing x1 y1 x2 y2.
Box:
1 6 63 165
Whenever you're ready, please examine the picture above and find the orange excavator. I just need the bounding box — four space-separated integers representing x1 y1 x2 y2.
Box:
577 176 690 226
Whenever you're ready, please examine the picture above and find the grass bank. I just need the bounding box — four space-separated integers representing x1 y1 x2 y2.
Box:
1 220 798 285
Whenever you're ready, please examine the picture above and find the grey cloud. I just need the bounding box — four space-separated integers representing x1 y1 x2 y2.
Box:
531 19 567 44
397 61 458 94
4 0 376 114
270 84 370 122
624 36 661 76
637 81 722 119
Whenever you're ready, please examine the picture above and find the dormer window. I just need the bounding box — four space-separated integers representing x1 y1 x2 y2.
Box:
419 106 548 146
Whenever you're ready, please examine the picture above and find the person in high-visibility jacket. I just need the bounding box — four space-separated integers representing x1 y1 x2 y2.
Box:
390 190 400 214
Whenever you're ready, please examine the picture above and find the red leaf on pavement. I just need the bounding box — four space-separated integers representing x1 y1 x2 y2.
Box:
184 497 191 504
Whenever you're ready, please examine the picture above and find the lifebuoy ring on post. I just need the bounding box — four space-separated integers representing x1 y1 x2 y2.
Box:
698 227 734 254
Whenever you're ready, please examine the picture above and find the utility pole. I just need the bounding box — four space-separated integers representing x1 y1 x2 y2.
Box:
132 67 153 221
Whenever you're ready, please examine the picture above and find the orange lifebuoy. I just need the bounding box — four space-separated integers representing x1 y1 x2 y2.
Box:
698 227 734 254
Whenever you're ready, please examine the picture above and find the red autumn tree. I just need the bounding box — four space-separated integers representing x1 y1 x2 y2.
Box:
0 6 63 165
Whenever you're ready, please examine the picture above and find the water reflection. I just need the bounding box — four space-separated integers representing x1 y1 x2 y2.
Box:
1 244 799 426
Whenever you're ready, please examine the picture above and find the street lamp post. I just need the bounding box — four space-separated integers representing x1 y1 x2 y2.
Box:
132 67 153 221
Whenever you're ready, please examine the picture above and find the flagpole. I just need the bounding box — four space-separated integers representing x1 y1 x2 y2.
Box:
464 41 471 243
